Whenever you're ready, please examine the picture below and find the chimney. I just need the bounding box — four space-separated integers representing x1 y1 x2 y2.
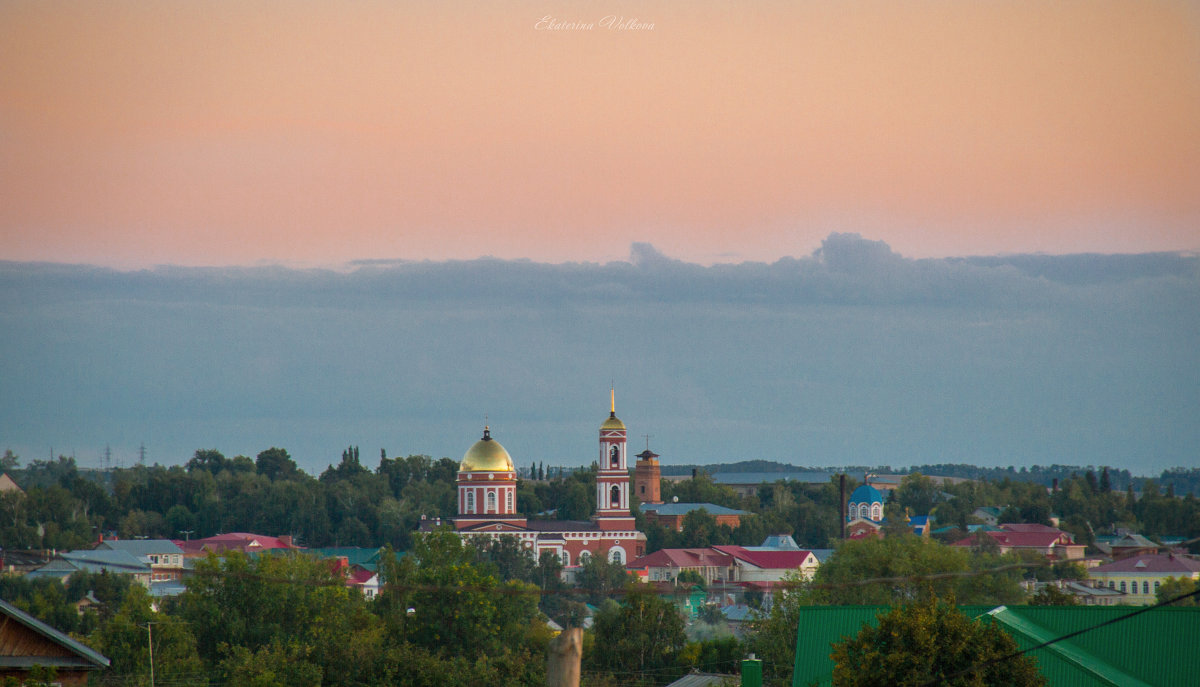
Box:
280 535 293 548
839 474 847 540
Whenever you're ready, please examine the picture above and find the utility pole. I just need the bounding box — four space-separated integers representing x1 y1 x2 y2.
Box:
145 622 155 687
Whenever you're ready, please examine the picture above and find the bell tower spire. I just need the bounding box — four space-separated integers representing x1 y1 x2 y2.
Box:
595 390 635 531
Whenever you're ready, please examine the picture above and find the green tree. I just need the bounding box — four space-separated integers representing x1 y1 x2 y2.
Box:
589 585 687 685
1156 576 1198 606
221 640 324 687
473 535 538 583
180 551 385 686
803 537 968 605
1030 585 1078 606
378 529 545 674
882 502 911 538
255 447 298 481
186 448 227 473
830 598 1045 687
575 553 632 605
95 585 204 685
895 472 941 515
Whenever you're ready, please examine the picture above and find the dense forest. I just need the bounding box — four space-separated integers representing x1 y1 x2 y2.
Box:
2 448 1198 555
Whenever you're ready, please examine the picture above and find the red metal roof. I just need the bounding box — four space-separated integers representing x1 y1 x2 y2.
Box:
1091 553 1200 574
174 532 300 555
952 528 1076 549
710 545 814 570
628 548 735 569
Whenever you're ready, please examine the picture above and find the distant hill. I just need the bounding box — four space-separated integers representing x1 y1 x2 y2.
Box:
658 459 812 476
655 462 1198 494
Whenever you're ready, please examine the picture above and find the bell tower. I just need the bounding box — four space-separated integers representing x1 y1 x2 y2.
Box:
595 389 636 530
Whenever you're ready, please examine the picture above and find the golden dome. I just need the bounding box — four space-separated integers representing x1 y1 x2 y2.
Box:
460 427 515 472
601 413 626 430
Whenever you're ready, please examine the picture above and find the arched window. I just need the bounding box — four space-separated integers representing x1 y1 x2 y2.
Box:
859 504 869 519
561 550 569 566
1119 581 1126 593
580 551 591 564
1142 581 1149 594
487 490 496 513
1154 581 1161 593
871 504 882 520
610 485 621 507
610 445 619 468
466 490 475 513
506 490 513 513
609 548 623 564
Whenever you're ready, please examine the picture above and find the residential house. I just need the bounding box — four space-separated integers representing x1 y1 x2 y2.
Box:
174 532 300 558
96 539 185 582
629 543 821 610
307 546 384 573
1094 533 1160 560
1087 553 1200 605
846 518 882 540
1053 580 1128 606
758 534 801 550
0 473 23 495
951 523 1086 560
0 598 109 686
639 502 747 531
717 604 758 638
26 550 151 586
711 546 820 583
346 567 382 599
630 548 737 585
648 582 708 619
972 506 1003 527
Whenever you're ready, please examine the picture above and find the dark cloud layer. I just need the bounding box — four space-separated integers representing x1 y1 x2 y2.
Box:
2 234 1196 475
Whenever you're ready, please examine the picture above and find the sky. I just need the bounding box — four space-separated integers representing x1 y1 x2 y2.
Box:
2 1 1199 267
1 3 1198 476
2 236 1197 476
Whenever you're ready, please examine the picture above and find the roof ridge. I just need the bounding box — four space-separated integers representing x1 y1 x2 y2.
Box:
982 607 1152 687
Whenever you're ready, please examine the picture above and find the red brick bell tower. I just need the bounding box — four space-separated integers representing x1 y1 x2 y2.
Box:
594 390 636 530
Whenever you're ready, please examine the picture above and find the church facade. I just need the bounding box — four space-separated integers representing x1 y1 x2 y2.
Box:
430 398 646 566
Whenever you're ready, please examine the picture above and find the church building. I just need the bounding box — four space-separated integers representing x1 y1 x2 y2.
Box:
430 395 647 566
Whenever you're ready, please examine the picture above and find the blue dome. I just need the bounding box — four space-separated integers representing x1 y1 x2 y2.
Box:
849 484 883 504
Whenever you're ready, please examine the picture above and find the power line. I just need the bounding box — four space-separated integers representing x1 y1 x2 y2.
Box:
920 585 1200 687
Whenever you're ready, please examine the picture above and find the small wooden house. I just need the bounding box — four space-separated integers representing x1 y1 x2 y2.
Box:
0 599 110 686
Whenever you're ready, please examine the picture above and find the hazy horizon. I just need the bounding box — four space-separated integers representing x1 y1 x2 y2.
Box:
3 234 1196 477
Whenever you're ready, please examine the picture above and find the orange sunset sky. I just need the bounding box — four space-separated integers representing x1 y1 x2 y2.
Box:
2 0 1198 268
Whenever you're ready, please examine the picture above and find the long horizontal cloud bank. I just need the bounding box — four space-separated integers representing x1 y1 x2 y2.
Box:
1 234 1196 475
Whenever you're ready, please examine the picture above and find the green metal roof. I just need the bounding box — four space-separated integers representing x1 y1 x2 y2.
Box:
791 605 1200 687
305 546 385 571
